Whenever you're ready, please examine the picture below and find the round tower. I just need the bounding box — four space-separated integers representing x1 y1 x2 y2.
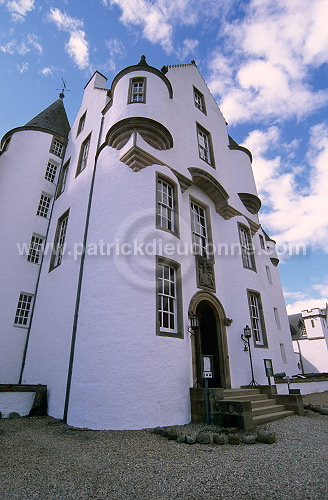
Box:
0 97 70 382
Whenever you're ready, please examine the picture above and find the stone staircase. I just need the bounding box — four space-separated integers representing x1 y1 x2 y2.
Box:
223 388 295 425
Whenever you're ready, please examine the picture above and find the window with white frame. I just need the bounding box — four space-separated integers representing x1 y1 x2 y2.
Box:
56 159 70 197
77 111 86 137
191 201 209 258
157 258 182 337
193 87 206 114
49 210 69 270
239 225 255 270
157 177 177 234
36 193 52 218
27 234 44 264
76 134 91 176
45 161 58 183
274 307 281 330
248 291 267 346
265 265 272 284
14 292 33 327
196 124 214 166
50 138 64 158
129 77 146 103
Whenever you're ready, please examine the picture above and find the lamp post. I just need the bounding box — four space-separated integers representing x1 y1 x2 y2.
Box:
189 314 199 336
241 325 259 387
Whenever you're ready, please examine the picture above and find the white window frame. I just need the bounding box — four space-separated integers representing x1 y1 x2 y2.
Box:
77 111 86 137
157 177 177 234
50 210 69 270
76 134 91 176
50 138 64 158
158 262 177 333
36 193 52 218
27 234 44 264
45 161 58 183
248 291 267 346
191 201 209 258
196 124 214 166
239 225 256 270
14 292 33 327
193 86 206 114
129 77 146 103
56 159 70 197
156 257 182 337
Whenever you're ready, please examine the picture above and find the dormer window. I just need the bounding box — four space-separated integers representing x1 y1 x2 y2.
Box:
129 77 146 103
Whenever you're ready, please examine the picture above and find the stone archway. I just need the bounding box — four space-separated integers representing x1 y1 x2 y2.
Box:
189 291 231 389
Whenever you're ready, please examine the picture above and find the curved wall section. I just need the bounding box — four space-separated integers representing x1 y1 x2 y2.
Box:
0 129 60 382
106 117 173 151
102 69 173 145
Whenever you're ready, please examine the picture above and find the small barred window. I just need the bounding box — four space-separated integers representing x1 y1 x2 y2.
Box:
45 161 58 183
36 194 52 218
27 235 44 264
14 293 33 326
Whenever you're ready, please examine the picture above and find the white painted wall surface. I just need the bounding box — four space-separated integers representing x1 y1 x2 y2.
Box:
0 392 35 417
276 380 328 395
293 338 328 373
20 65 298 429
0 129 58 382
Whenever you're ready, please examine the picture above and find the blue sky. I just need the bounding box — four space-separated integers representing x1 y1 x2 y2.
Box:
1 0 328 314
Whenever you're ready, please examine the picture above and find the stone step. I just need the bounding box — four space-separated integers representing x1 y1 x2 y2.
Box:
223 388 261 398
252 404 287 416
224 393 269 402
251 398 277 408
253 410 295 425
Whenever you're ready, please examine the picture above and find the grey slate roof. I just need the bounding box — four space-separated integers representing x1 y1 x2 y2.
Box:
288 313 303 336
25 98 70 139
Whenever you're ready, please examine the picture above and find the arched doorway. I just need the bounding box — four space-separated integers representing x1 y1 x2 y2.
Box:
189 292 231 389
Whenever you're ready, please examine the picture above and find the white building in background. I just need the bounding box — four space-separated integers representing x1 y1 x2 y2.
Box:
289 306 328 374
0 57 298 430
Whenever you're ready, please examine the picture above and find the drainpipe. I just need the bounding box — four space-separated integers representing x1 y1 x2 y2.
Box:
63 116 104 423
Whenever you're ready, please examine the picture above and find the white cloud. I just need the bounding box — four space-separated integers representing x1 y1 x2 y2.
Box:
104 0 232 55
208 0 328 123
0 33 42 55
242 123 328 253
176 38 199 61
104 38 126 72
16 61 28 73
40 67 53 76
313 277 328 298
48 8 90 70
286 299 328 316
1 0 35 21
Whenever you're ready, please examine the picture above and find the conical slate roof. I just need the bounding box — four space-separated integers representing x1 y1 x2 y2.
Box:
25 98 70 139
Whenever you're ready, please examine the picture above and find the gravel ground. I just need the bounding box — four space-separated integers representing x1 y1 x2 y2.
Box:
1 392 328 500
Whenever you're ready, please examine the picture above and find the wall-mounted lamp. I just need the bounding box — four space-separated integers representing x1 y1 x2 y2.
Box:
188 314 199 338
241 325 258 386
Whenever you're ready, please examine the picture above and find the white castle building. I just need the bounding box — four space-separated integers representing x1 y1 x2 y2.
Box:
0 57 298 429
289 306 328 374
